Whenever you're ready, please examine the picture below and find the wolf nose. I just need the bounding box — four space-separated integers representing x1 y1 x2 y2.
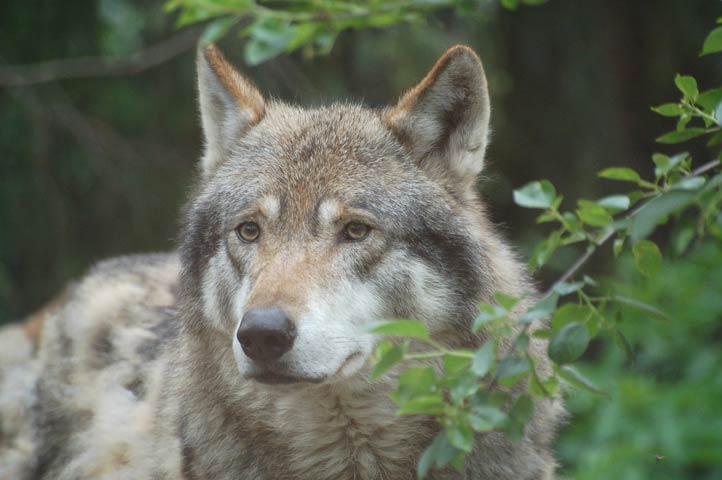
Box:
236 307 296 362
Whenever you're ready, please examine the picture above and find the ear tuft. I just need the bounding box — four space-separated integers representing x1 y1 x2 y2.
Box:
384 45 491 188
197 44 266 175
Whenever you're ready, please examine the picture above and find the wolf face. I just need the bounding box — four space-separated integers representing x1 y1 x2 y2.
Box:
180 45 495 386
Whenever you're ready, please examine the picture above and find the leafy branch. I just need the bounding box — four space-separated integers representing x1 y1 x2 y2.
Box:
165 0 546 65
365 22 722 480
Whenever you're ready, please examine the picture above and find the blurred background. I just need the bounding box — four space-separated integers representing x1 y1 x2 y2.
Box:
1 0 721 478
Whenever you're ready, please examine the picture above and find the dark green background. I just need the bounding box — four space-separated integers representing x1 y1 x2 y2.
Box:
1 1 721 478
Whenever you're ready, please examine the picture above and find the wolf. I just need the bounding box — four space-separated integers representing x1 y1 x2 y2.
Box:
0 44 563 479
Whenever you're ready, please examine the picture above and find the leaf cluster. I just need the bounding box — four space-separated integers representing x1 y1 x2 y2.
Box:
366 21 722 479
165 0 546 65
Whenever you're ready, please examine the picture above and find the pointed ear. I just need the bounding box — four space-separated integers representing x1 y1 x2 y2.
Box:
197 44 265 175
383 45 491 188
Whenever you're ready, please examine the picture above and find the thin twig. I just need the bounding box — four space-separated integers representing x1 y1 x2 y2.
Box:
0 27 201 87
542 158 721 297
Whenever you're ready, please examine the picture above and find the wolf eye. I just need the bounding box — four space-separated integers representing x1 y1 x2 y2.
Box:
343 221 370 241
236 222 260 243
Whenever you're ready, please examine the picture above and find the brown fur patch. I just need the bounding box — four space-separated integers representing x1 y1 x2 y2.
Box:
203 44 265 123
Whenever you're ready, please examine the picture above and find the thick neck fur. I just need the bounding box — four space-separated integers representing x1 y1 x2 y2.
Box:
170 330 442 480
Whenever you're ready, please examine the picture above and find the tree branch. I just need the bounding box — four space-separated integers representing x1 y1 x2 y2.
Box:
0 27 201 87
543 158 722 297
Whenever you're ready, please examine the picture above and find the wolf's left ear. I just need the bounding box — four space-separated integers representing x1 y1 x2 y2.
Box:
383 45 490 188
197 44 265 175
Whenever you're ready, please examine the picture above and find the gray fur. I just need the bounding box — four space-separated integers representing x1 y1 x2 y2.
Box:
0 45 563 479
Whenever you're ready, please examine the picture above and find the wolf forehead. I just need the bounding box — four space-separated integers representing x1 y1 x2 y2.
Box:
216 102 416 191
202 101 441 226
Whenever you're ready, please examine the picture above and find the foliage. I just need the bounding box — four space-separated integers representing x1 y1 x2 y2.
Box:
558 243 722 480
365 21 722 480
165 0 545 65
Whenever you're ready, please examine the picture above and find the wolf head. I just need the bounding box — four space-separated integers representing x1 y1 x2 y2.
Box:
179 44 499 385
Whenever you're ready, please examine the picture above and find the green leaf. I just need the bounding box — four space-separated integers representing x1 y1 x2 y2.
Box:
513 180 557 209
504 394 534 441
629 190 695 241
702 172 722 194
469 404 506 430
417 441 437 479
494 292 520 310
576 199 614 227
444 353 472 376
677 113 691 131
496 355 531 385
650 103 684 117
473 304 507 332
518 294 559 324
417 433 458 479
656 128 711 144
468 342 495 378
652 152 687 178
597 195 630 213
548 321 590 364
450 372 481 404
528 231 561 270
555 365 606 395
396 395 446 415
553 281 585 296
673 225 695 254
611 295 670 321
612 328 634 360
702 26 722 55
447 423 474 453
467 412 496 432
367 320 430 340
200 16 239 46
672 176 706 191
613 237 624 257
598 167 641 182
632 240 663 278
242 16 308 65
698 87 722 112
370 341 406 379
244 37 287 66
530 373 559 398
285 22 322 51
674 74 698 100
392 366 437 404
514 333 529 351
551 303 594 334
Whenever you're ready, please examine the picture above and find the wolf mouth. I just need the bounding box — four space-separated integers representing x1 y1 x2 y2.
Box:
249 351 364 385
250 371 325 385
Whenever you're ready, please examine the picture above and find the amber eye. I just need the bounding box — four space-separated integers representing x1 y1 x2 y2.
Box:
236 222 260 243
343 221 370 241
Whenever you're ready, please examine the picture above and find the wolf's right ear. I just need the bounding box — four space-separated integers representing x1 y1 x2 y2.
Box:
383 45 490 190
197 44 265 175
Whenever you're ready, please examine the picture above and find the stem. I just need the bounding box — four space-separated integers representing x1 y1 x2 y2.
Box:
690 105 718 126
405 351 447 361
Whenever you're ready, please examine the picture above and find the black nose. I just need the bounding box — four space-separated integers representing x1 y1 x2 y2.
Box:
236 307 296 362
